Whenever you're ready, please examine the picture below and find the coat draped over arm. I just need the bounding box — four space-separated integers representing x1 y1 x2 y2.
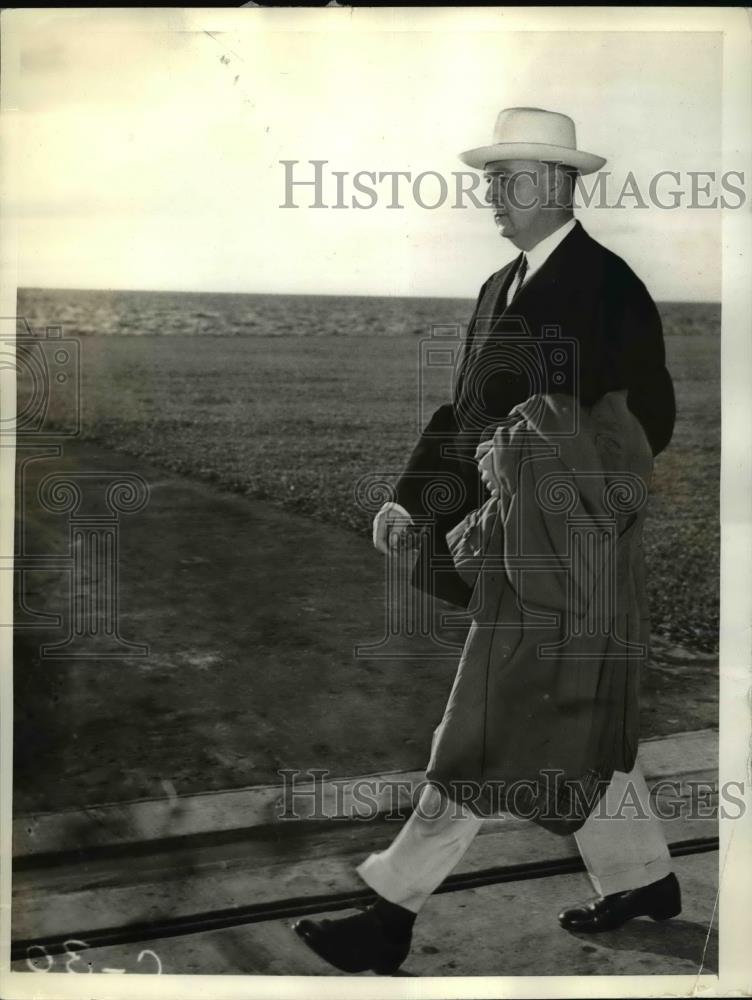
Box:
425 389 654 835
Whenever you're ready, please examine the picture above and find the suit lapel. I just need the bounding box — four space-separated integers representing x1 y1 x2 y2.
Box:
496 254 524 314
505 220 584 315
472 256 520 339
455 222 591 397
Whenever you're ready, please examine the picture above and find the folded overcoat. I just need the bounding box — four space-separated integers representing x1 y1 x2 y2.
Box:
425 389 654 834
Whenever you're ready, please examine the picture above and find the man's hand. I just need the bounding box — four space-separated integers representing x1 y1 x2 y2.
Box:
475 437 500 496
373 501 415 555
475 438 493 460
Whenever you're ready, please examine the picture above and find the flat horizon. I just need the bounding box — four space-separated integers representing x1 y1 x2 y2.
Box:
17 286 722 306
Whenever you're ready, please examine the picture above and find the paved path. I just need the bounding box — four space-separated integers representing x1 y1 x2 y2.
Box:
12 731 718 977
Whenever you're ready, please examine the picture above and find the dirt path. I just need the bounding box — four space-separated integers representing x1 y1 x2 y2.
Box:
13 440 717 815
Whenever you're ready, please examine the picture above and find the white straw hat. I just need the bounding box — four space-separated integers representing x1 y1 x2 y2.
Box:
459 107 606 175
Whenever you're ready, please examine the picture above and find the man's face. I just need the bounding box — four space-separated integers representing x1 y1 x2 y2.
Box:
483 159 548 244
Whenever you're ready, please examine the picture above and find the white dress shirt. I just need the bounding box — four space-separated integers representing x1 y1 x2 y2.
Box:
505 217 577 307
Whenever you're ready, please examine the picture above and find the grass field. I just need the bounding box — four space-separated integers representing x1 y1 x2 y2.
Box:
40 300 719 653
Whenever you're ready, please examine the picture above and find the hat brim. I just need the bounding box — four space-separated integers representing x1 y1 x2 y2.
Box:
459 142 606 175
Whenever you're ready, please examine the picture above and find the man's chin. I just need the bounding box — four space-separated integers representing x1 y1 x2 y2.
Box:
494 217 515 238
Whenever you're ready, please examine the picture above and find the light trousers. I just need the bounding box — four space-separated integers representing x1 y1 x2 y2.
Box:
357 760 673 914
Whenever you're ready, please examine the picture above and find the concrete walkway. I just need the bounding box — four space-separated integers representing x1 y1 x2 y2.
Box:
11 730 718 977
12 855 718 978
14 728 717 858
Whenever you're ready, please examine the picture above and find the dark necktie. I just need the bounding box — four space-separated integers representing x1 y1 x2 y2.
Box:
510 253 528 302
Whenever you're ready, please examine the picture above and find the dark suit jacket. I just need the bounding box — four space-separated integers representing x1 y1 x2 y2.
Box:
394 220 676 607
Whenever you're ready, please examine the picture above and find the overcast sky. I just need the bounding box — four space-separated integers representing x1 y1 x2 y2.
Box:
5 9 725 301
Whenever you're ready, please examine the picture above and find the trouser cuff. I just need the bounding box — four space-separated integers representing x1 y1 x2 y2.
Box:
590 856 674 897
356 852 426 915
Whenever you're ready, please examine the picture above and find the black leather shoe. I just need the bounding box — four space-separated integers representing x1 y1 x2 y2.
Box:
292 906 412 974
558 873 681 933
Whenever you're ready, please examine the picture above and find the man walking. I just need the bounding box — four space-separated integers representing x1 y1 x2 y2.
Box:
293 107 678 975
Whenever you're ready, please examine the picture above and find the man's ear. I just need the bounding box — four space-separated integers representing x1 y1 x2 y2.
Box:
550 164 568 206
552 164 576 209
540 162 563 207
